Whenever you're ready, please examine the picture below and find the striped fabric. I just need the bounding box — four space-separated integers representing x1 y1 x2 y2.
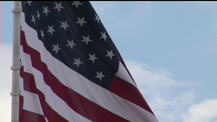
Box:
19 1 158 122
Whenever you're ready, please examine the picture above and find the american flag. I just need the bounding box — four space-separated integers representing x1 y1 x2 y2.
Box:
19 1 159 122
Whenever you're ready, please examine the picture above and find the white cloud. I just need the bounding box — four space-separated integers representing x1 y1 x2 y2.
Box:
151 91 195 110
124 60 217 122
125 60 182 89
125 60 197 122
0 43 12 122
182 99 217 122
150 92 195 122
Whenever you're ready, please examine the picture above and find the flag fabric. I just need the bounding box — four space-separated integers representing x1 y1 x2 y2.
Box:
19 1 158 122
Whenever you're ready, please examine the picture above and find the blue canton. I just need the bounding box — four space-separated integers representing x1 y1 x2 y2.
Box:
21 1 119 89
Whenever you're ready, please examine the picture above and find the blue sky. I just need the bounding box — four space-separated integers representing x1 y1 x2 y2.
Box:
1 1 217 122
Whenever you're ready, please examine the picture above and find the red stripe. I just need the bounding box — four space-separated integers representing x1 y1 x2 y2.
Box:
19 95 24 121
20 30 129 122
109 76 155 115
20 67 68 122
20 67 37 94
113 45 155 115
19 109 47 122
19 95 46 122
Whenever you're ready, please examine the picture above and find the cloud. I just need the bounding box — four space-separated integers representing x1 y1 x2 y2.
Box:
150 91 195 122
125 60 183 89
125 60 196 122
0 43 12 122
182 99 217 122
125 60 217 122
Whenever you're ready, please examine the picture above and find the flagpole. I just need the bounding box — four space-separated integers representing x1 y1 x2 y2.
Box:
11 1 22 122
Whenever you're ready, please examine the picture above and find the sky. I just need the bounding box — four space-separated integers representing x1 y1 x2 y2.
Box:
1 1 217 122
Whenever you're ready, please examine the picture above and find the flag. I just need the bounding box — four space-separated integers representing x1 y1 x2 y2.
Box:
19 1 159 122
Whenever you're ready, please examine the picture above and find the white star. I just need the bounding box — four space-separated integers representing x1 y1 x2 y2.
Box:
36 11 40 20
76 17 87 27
52 44 61 54
31 15 35 24
60 21 70 30
95 71 105 81
81 35 92 45
66 39 76 49
95 14 100 23
105 50 115 59
88 53 98 63
47 25 55 35
40 30 44 39
54 2 64 12
100 32 108 41
26 1 32 6
72 1 83 8
42 6 50 16
73 58 83 67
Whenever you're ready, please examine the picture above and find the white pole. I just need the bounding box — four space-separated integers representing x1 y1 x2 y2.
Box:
11 1 22 122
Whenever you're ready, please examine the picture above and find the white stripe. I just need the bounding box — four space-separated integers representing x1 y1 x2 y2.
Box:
21 12 159 122
115 63 137 86
20 47 92 122
20 78 44 116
